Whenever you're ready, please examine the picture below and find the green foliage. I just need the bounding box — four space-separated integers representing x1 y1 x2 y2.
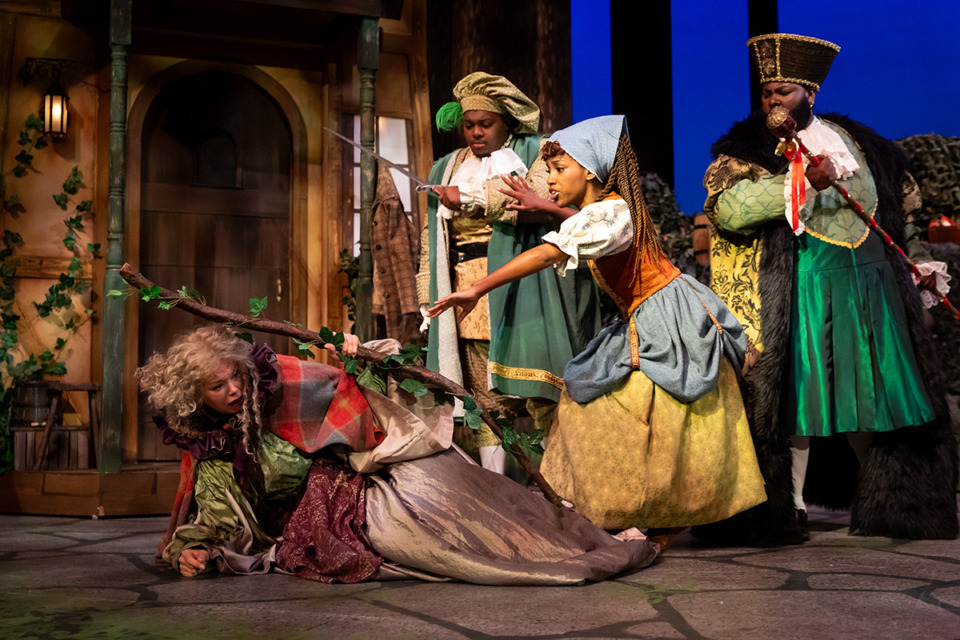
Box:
432 388 454 407
25 113 43 131
341 339 425 398
356 367 386 393
292 338 318 359
398 377 428 398
318 326 342 347
249 296 268 317
62 167 82 194
15 150 33 167
0 116 101 471
489 410 537 459
462 395 483 430
2 195 24 216
343 356 358 374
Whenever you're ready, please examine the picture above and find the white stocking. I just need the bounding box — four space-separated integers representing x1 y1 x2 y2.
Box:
790 435 811 511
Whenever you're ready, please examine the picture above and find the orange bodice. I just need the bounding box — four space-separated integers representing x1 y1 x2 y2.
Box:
590 244 680 318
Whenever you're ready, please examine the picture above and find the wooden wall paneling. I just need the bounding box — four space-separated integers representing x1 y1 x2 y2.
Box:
426 0 572 157
125 59 310 462
535 0 572 133
408 0 432 227
12 257 93 279
286 71 311 345
375 53 413 117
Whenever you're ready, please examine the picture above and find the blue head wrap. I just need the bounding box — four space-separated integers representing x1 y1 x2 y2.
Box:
548 115 628 184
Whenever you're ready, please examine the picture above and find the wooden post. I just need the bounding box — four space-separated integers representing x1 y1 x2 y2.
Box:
356 18 379 342
99 0 132 473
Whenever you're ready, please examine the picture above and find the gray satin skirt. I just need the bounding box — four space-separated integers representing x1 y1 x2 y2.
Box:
365 449 659 585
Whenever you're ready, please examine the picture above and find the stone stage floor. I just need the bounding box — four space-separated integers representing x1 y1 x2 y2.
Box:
1 501 958 640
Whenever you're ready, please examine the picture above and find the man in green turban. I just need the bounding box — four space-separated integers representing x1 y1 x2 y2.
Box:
417 72 601 473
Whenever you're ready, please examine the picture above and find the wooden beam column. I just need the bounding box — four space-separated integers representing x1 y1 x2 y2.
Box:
355 18 378 342
100 0 131 473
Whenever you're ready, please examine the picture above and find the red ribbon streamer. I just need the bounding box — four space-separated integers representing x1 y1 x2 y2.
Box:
786 142 805 233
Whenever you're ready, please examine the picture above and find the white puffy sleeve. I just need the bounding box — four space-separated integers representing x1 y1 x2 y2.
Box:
541 198 633 274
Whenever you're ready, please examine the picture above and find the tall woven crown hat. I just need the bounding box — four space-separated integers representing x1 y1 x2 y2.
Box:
747 33 840 92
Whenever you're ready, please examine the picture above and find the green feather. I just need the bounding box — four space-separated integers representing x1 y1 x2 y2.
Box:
435 101 463 132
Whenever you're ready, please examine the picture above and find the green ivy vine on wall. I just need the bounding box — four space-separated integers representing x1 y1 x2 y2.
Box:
0 114 100 472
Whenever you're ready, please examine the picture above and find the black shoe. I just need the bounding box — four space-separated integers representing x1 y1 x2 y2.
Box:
796 508 810 541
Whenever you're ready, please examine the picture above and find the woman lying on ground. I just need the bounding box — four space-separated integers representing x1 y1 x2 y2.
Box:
139 325 658 585
429 116 767 548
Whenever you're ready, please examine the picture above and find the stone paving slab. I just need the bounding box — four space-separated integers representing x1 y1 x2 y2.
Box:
0 503 957 640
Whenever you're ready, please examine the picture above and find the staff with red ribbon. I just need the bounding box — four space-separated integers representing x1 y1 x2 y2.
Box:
768 105 960 323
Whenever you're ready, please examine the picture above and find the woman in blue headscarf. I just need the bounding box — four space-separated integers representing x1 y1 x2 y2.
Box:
429 116 766 543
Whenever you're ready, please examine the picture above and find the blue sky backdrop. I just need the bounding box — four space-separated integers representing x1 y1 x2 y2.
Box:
571 0 960 215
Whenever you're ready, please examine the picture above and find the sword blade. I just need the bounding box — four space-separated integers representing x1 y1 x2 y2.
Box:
324 127 431 187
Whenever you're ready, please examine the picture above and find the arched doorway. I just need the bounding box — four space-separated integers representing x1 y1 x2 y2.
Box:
135 71 294 460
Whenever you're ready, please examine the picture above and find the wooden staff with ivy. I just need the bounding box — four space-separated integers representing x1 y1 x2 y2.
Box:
116 263 562 506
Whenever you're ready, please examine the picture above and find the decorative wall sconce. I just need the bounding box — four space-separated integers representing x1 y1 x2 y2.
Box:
24 58 71 138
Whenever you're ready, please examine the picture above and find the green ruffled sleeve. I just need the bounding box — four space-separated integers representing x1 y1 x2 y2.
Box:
714 174 786 234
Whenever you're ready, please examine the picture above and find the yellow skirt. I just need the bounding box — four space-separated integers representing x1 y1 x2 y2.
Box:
541 358 766 530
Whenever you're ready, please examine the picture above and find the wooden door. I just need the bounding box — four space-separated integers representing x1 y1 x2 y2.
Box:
137 72 293 460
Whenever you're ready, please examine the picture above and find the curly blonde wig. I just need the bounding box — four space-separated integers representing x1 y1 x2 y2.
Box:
137 325 264 455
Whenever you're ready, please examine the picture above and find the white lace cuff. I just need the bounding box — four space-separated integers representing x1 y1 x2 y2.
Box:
913 261 951 309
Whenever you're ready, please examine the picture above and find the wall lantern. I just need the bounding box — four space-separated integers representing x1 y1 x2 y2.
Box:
42 81 69 138
23 58 71 138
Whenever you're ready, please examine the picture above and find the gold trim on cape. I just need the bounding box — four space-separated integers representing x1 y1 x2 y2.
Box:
488 361 565 389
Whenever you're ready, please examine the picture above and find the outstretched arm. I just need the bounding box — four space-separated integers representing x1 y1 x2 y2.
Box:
427 243 566 323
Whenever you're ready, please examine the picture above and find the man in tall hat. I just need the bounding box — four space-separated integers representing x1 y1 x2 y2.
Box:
699 33 957 544
417 72 601 473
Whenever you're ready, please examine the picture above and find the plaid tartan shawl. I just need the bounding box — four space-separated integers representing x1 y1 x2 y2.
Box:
266 355 384 454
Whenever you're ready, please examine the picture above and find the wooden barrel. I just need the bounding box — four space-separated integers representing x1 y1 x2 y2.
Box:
693 214 711 266
11 381 62 427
